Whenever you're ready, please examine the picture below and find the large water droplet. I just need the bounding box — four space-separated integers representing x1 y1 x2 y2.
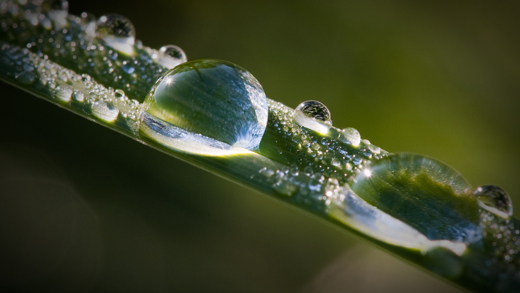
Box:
294 100 332 134
156 45 187 69
350 153 481 243
95 14 135 55
139 59 268 155
474 185 513 219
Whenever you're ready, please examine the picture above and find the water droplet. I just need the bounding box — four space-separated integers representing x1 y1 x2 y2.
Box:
114 89 125 99
139 59 268 155
474 185 513 219
92 101 119 122
293 100 332 134
96 14 135 55
340 127 361 147
259 167 275 177
156 45 187 69
122 61 135 74
273 179 299 197
72 90 84 102
55 85 72 102
350 153 481 243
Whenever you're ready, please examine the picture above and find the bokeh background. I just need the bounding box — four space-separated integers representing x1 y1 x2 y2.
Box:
1 0 520 292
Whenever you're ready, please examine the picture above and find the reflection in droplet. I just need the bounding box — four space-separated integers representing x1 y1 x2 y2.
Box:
294 100 332 134
95 14 135 55
474 185 513 219
156 45 187 69
340 127 361 147
139 59 268 155
329 185 467 256
350 153 481 243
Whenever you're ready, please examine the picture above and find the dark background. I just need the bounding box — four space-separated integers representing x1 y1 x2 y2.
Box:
1 0 519 292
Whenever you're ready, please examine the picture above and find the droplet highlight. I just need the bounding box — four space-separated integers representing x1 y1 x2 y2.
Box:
474 185 513 219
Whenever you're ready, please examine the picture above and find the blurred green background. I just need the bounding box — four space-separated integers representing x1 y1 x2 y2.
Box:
1 0 519 292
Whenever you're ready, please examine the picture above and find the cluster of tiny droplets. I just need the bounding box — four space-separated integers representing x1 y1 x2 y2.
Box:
257 163 345 212
475 210 520 290
0 0 166 101
1 42 141 130
266 100 387 183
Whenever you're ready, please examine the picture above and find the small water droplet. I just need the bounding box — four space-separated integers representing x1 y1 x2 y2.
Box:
156 45 187 69
55 85 72 102
139 59 268 154
72 90 84 102
114 89 125 99
122 61 135 74
474 185 513 219
340 127 361 147
92 101 119 122
273 179 299 197
259 167 275 177
96 14 135 55
293 100 332 133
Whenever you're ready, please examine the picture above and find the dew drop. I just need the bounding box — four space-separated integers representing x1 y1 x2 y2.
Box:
114 89 125 99
156 45 187 69
259 167 275 177
273 179 299 197
350 153 481 243
72 90 84 102
95 14 135 55
139 59 268 155
340 127 361 147
293 100 331 134
55 85 72 102
474 185 513 219
92 101 119 122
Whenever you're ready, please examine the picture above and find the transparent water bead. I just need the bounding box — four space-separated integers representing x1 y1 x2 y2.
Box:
139 59 268 155
474 185 513 219
294 100 332 134
340 127 361 147
41 0 68 28
95 14 135 55
156 45 187 69
329 185 467 256
350 153 482 243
